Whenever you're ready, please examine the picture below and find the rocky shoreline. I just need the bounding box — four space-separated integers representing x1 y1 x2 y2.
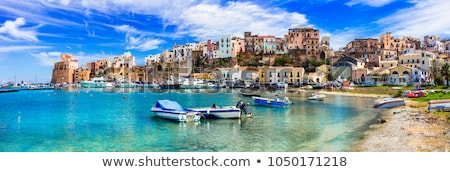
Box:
317 91 449 152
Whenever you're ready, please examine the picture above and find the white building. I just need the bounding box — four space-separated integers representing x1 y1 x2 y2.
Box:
219 35 232 58
398 48 435 82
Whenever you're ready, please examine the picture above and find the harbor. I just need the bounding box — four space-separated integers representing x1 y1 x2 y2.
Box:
1 88 388 152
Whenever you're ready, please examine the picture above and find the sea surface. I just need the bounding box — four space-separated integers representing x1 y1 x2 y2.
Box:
0 88 385 152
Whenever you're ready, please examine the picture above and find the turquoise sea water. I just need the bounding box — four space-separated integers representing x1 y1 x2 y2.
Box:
0 88 384 152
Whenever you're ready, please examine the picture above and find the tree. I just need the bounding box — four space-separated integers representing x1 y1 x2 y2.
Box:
441 63 450 88
430 59 440 83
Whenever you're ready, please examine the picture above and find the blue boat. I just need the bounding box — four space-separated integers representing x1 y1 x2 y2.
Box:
252 96 292 107
150 100 201 122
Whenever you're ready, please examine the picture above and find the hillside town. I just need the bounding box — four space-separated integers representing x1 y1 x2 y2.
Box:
50 27 450 88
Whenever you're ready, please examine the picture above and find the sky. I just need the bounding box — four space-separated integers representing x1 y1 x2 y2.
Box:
1 0 450 83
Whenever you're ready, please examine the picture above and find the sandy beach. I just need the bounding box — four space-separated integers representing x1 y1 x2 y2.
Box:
318 91 450 152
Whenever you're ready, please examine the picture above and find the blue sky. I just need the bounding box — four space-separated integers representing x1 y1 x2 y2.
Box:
1 0 449 83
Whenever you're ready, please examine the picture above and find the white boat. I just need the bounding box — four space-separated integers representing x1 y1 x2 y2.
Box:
80 77 107 88
428 99 450 112
151 100 201 122
187 106 241 119
308 94 326 101
373 98 406 108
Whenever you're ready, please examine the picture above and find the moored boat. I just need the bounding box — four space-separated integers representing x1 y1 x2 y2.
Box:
81 77 107 88
428 99 450 112
241 93 261 97
373 98 406 108
0 89 19 93
150 100 201 122
406 91 425 98
252 96 292 107
308 93 326 101
187 105 241 119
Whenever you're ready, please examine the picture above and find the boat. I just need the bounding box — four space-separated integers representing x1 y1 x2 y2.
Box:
80 77 107 88
252 96 292 107
406 91 425 98
150 100 202 122
0 89 19 93
241 93 261 97
187 105 241 119
308 94 326 101
373 98 406 108
428 99 450 112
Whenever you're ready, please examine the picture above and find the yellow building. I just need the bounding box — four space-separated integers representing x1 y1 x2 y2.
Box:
258 66 304 85
132 66 146 82
190 73 213 80
74 68 91 83
389 65 412 86
51 54 78 84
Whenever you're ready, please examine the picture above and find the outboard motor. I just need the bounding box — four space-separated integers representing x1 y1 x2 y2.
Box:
236 100 250 115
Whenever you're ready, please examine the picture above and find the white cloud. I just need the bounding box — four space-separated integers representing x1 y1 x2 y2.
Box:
0 1 83 27
112 24 165 51
176 2 309 40
31 51 62 66
0 45 50 53
59 0 71 6
346 0 396 7
84 20 96 37
125 37 164 51
376 0 450 38
0 18 38 42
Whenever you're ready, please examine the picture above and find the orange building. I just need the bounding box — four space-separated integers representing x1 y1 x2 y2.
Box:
51 54 79 84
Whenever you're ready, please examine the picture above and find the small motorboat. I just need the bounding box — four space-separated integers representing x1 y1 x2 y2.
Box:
406 91 425 98
150 100 201 122
373 98 405 108
187 105 241 119
252 95 292 107
308 93 326 101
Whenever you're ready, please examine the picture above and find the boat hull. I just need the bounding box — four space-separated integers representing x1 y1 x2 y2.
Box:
252 96 291 107
428 99 450 112
373 99 406 108
151 107 201 122
188 106 241 119
308 94 326 101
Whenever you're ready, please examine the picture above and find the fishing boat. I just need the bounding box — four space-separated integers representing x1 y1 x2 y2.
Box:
187 105 241 119
373 98 406 108
252 96 292 107
150 100 201 122
308 93 326 101
428 99 450 112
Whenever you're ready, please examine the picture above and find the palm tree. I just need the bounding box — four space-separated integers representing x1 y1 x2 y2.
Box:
441 63 450 88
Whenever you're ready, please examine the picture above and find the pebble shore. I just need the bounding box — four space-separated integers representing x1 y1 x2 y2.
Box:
319 91 450 152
